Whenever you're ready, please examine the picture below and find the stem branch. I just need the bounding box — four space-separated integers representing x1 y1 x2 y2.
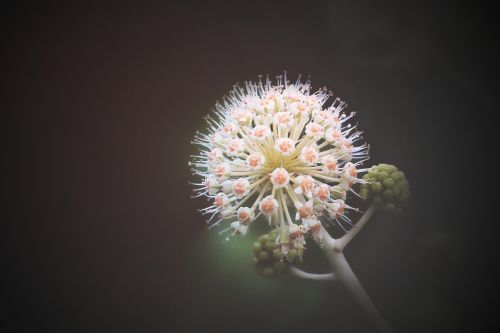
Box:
335 204 376 251
289 266 335 281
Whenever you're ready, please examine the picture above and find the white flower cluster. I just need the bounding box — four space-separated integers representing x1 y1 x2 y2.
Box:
190 74 369 255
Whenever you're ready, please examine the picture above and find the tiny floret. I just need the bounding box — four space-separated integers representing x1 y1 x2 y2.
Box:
315 183 331 202
214 193 229 208
322 155 338 174
250 125 271 141
275 138 296 155
232 178 250 198
273 111 295 129
294 175 315 197
270 168 290 188
214 162 230 180
305 122 323 140
237 207 255 225
259 195 279 216
246 152 265 169
300 146 319 165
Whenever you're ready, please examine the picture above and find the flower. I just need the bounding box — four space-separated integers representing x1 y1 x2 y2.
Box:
190 73 370 255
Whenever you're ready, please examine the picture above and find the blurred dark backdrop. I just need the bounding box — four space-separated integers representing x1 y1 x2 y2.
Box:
5 1 499 332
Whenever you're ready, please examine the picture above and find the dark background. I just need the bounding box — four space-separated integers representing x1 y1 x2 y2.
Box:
5 1 499 332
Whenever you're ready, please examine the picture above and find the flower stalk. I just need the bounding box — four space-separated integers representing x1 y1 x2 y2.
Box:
288 266 335 281
324 248 392 333
289 207 391 333
334 204 376 251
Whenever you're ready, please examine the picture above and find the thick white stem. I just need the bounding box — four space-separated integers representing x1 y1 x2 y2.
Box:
322 228 392 333
289 266 335 281
286 206 390 331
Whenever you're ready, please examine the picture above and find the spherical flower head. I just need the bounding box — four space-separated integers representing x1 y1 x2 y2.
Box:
190 73 370 245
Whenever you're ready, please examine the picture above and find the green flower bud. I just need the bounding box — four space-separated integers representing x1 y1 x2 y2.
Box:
360 188 369 199
357 163 410 213
253 228 305 278
382 189 394 201
258 234 269 245
252 242 262 254
391 171 405 181
264 240 276 252
371 182 382 193
378 163 397 173
377 171 389 181
368 168 378 177
382 178 395 188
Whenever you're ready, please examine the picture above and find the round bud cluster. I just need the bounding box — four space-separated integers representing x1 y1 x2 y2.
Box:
252 229 303 278
359 164 410 213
